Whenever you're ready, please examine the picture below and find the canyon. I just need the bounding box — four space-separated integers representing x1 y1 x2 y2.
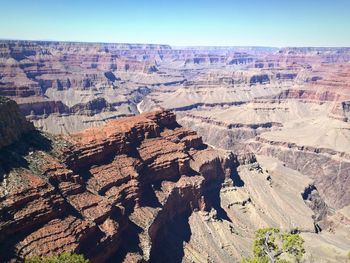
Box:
0 41 350 262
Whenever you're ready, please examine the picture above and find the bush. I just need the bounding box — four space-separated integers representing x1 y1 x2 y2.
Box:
25 252 89 263
242 228 305 263
241 256 269 263
281 232 305 261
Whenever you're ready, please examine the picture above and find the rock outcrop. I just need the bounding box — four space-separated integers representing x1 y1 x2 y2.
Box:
0 100 234 262
0 97 34 147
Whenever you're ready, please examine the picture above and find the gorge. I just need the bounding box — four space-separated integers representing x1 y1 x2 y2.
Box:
0 41 349 262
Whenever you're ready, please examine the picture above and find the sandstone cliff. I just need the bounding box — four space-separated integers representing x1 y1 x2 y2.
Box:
0 99 233 262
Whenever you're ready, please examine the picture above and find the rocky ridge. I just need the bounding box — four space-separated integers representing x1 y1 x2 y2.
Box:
0 99 235 262
0 99 349 262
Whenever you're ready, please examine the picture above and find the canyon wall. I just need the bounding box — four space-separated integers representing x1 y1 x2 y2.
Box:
0 99 349 262
0 101 236 262
0 96 34 147
1 41 350 262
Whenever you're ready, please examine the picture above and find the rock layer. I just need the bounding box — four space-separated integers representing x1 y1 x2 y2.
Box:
0 97 34 147
1 41 350 262
0 100 236 262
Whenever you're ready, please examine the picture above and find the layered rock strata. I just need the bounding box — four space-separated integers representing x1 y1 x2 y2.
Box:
0 101 233 262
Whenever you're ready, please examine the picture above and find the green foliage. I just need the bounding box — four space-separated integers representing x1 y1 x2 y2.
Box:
25 252 89 263
241 256 269 263
282 233 305 261
241 257 289 263
241 228 306 263
253 228 280 259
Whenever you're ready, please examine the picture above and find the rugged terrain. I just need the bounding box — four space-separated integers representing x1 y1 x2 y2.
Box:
0 99 230 262
0 98 349 262
1 41 350 262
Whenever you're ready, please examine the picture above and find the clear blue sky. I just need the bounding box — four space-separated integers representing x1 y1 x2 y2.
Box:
1 0 349 47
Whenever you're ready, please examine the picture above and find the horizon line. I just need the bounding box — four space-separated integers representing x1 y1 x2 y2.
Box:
1 38 350 49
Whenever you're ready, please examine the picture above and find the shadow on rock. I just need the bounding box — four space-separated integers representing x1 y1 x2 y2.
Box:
230 165 245 187
149 210 192 263
0 131 53 180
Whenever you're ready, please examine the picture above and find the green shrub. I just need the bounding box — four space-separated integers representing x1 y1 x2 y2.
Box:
25 252 89 263
242 228 305 263
281 232 305 261
241 256 269 263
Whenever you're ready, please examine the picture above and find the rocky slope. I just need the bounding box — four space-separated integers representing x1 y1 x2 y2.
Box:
1 41 350 262
138 54 350 216
0 96 34 147
0 99 349 262
0 99 233 262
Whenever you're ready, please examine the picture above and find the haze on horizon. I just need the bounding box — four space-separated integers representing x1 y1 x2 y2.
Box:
1 0 350 47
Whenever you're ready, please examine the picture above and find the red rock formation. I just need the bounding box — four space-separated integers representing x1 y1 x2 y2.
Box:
0 99 231 262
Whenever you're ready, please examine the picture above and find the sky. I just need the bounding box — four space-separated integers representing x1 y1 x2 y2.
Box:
0 0 350 47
